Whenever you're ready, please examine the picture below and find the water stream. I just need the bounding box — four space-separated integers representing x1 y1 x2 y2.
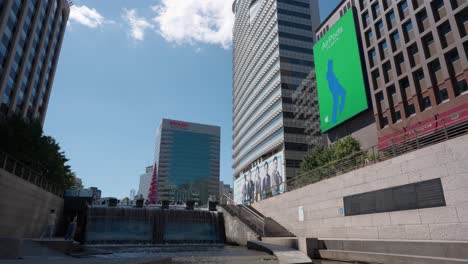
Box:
85 206 224 244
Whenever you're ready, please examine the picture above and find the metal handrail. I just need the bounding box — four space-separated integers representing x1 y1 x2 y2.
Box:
0 150 63 197
223 194 264 221
252 107 468 204
222 194 265 235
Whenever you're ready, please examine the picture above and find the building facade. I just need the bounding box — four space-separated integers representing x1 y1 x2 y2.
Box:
137 165 153 199
291 69 325 148
316 0 468 149
154 119 220 205
219 180 232 204
0 0 69 125
232 0 321 184
88 187 102 205
314 0 378 150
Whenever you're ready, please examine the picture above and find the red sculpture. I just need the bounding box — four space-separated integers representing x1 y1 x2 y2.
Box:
147 162 158 204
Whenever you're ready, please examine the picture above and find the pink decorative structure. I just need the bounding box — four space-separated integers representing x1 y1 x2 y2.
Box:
147 162 158 204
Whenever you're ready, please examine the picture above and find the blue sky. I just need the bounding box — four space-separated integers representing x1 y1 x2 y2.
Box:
44 0 341 198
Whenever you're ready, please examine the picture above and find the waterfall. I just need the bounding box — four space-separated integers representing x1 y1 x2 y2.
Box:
85 206 224 244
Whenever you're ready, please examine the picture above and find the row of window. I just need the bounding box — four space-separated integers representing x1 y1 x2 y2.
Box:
379 78 467 127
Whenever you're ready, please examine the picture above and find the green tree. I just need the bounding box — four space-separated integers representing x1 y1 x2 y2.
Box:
0 114 76 191
298 137 363 185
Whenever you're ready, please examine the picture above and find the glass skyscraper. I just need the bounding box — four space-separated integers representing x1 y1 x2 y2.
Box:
154 119 220 206
232 0 321 183
0 0 69 125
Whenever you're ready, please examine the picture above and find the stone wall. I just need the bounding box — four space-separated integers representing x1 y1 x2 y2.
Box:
218 207 259 246
0 168 64 238
252 134 468 241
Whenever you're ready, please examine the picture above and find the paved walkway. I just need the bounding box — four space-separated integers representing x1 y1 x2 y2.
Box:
247 241 313 264
0 244 278 264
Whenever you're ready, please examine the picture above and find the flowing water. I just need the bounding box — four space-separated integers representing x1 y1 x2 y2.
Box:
85 206 224 244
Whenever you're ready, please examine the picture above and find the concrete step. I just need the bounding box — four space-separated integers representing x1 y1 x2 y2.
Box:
248 240 313 264
321 239 468 259
319 249 468 264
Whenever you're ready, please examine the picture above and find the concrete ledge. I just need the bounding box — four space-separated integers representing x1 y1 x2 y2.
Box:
262 237 320 259
247 240 312 263
261 237 298 248
319 250 468 264
32 239 80 254
138 258 172 264
321 239 468 259
0 237 20 259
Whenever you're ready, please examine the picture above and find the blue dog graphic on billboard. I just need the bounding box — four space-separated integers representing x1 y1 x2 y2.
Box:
326 60 346 123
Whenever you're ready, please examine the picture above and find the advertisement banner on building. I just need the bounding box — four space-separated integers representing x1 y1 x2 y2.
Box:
313 9 369 132
233 152 285 204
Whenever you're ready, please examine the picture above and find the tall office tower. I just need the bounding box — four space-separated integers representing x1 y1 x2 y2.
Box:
232 0 321 185
292 70 324 148
315 0 467 150
137 165 153 199
154 119 220 205
0 0 69 125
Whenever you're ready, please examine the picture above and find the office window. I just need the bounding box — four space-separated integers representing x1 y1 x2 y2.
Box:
394 110 402 122
415 69 425 81
373 3 381 18
438 88 449 102
400 77 410 89
406 104 416 116
376 92 384 102
405 22 413 32
422 96 432 110
382 115 389 127
455 8 467 38
376 21 384 38
432 0 444 10
392 32 400 41
363 12 370 27
401 1 408 10
371 49 377 58
387 11 396 29
455 79 468 96
395 53 405 75
381 41 388 50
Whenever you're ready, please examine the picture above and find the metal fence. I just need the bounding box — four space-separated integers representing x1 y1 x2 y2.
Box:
0 150 63 197
256 109 468 202
221 194 266 236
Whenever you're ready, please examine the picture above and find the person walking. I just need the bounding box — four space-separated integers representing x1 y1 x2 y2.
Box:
65 215 77 240
42 209 56 239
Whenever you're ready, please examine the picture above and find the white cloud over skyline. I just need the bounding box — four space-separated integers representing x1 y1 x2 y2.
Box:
152 0 234 49
69 5 107 28
122 9 153 41
69 2 234 49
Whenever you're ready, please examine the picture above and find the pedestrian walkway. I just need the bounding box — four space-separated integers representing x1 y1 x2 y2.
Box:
247 240 313 264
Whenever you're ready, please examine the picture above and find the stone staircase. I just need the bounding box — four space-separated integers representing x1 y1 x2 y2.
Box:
219 204 294 238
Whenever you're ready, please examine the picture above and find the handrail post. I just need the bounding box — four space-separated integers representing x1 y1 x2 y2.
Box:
442 118 449 140
391 139 396 157
1 154 6 169
415 130 420 149
372 146 376 164
12 160 17 175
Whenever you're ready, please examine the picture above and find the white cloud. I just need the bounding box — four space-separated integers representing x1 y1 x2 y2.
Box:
122 9 153 41
69 5 106 28
152 0 234 49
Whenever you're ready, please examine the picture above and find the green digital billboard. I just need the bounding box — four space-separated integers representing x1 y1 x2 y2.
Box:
314 9 368 132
